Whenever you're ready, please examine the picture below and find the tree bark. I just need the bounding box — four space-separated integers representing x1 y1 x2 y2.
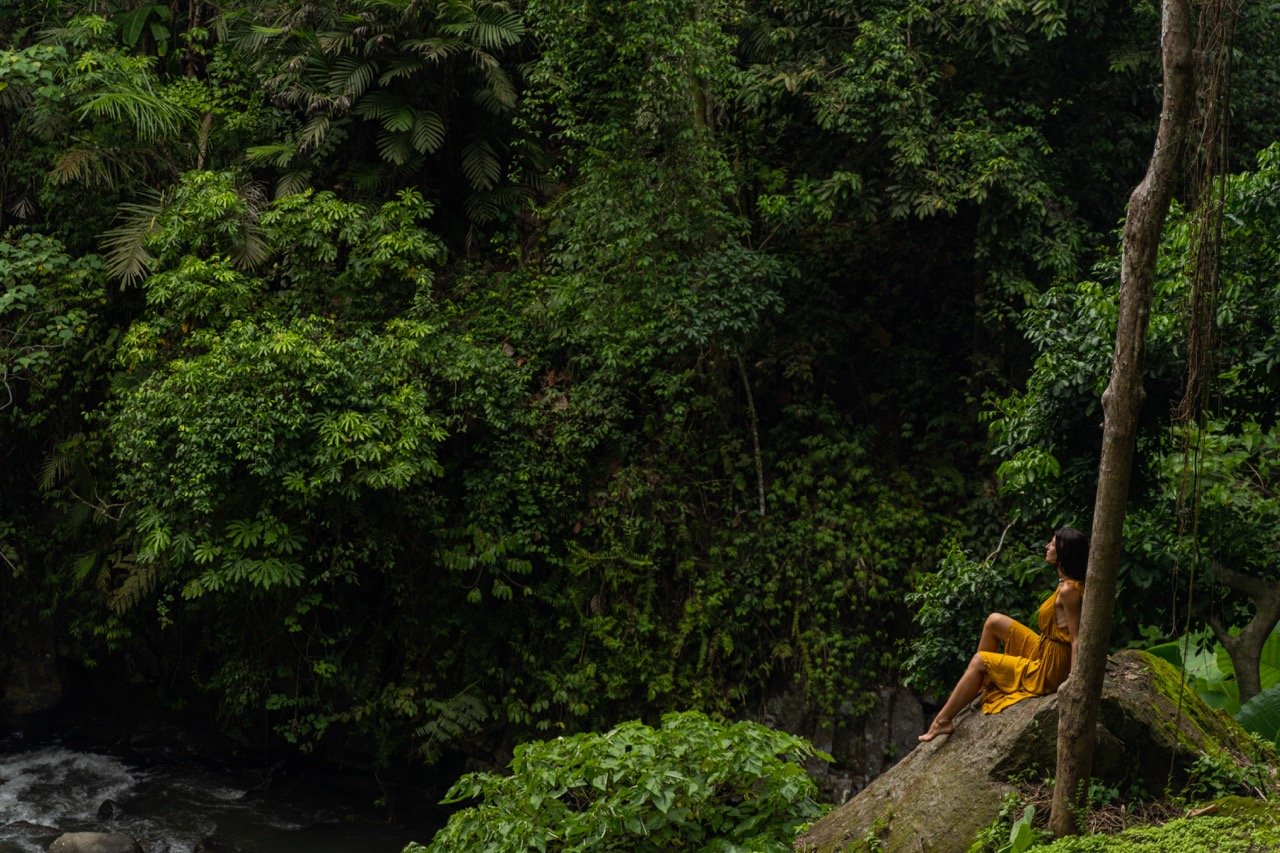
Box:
1208 562 1280 702
1048 0 1194 837
736 353 766 517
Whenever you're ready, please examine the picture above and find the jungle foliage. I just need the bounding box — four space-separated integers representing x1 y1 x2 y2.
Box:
2 0 1279 819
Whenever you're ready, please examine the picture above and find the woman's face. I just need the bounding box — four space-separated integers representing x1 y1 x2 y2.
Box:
1045 536 1058 565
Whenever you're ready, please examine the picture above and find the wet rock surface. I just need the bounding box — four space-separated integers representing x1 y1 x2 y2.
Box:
47 833 141 853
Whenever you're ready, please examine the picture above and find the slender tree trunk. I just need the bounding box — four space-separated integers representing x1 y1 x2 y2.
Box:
1208 562 1280 702
1049 0 1194 836
737 353 766 517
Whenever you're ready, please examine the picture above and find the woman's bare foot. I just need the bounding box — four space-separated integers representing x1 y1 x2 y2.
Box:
918 717 954 742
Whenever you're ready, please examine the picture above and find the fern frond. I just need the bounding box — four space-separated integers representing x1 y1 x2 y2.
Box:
39 448 75 491
464 185 525 224
481 64 516 109
410 111 446 153
413 690 490 763
109 560 159 613
460 140 500 191
0 79 35 110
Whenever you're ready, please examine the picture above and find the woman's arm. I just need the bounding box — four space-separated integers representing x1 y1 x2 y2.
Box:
1060 583 1084 670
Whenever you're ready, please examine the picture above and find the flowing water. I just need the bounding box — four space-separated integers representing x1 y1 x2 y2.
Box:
0 737 440 852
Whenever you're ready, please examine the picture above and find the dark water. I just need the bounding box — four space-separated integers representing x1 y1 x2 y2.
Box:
0 741 440 852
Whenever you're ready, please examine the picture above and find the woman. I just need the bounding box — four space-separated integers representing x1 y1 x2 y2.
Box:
918 526 1088 742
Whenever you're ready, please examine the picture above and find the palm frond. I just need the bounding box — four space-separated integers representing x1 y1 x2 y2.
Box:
48 146 104 185
231 227 270 271
246 142 299 169
402 37 461 63
317 29 357 56
99 193 167 284
347 162 388 197
464 9 524 50
473 85 512 114
276 170 313 198
297 115 331 151
75 87 194 141
328 56 377 99
0 79 35 110
376 130 412 165
353 89 402 120
378 56 425 85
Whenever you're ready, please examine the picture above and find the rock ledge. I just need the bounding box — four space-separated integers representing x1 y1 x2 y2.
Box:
795 650 1256 852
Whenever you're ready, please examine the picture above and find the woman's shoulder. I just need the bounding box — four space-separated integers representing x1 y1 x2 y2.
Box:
1057 579 1084 600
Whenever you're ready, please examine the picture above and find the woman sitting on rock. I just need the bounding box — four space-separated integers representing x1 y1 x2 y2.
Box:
918 527 1088 742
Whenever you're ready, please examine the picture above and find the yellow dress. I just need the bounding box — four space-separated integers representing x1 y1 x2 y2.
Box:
979 579 1082 714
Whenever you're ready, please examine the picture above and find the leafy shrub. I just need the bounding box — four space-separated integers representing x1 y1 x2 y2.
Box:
407 711 829 852
904 538 1050 693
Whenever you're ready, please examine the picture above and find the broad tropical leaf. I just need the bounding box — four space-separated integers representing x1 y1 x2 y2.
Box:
1236 683 1280 746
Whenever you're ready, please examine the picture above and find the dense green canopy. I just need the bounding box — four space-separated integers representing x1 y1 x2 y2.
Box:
2 0 1278 799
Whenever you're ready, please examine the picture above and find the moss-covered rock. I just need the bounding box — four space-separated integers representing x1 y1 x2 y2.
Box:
794 651 1258 853
1037 797 1280 851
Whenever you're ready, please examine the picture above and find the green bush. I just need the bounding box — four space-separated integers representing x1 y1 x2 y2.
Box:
407 711 830 852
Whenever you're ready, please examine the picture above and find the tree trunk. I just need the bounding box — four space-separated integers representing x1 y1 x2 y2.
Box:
1208 562 1280 702
1048 0 1194 837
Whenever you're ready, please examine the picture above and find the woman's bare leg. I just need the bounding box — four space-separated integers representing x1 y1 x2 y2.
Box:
978 612 1013 653
919 613 1012 743
919 652 988 742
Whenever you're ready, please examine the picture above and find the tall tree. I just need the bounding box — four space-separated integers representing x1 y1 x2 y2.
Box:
1049 0 1194 835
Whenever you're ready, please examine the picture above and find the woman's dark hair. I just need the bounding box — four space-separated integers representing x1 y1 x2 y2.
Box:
1054 526 1089 582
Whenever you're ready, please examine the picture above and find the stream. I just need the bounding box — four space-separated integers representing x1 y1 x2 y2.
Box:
0 735 441 852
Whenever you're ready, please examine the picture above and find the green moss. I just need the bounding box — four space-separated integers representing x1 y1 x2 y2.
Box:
1211 794 1280 820
1038 814 1274 851
1118 651 1244 758
1036 798 1280 852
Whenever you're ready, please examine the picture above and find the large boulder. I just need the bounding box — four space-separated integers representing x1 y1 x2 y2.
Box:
795 650 1257 852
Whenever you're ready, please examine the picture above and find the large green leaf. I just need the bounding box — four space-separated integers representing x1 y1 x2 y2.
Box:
1195 675 1240 715
1146 630 1239 714
1236 683 1280 745
1215 625 1280 692
1146 640 1184 669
